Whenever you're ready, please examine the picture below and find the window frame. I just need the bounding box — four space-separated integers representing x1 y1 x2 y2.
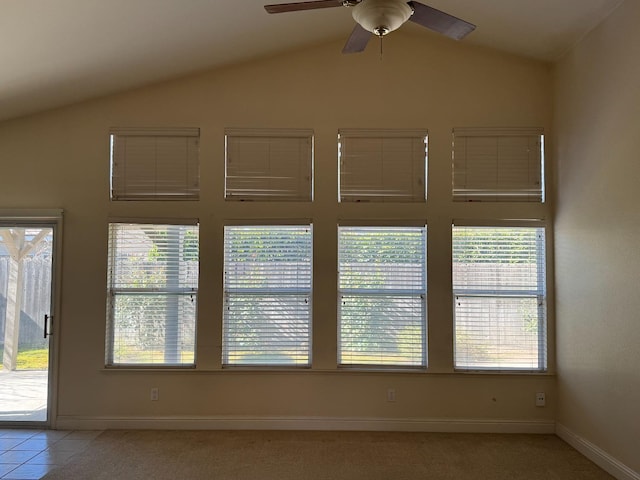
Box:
451 220 548 373
337 222 428 369
105 220 199 368
452 127 545 203
109 127 200 201
224 128 314 202
338 129 428 203
222 222 313 368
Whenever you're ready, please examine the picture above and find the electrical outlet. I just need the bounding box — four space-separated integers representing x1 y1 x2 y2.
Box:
387 389 396 402
535 392 545 407
150 387 159 401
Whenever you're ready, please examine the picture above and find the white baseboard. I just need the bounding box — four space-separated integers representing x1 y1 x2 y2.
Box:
556 423 640 480
55 415 555 434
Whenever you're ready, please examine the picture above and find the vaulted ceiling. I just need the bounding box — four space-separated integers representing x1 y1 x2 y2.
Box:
0 0 623 122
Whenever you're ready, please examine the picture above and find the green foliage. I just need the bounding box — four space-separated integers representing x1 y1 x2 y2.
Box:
147 243 160 261
340 295 424 365
453 227 543 264
110 225 198 363
182 230 199 261
235 352 295 365
0 348 49 371
17 348 49 370
225 227 311 263
111 345 194 364
140 226 199 263
521 300 540 333
454 329 491 364
338 227 426 366
339 229 424 264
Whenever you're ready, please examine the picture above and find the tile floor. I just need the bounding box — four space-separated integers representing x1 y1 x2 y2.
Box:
0 429 101 480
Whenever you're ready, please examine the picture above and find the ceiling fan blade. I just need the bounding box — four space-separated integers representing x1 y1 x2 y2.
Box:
342 24 371 54
407 1 476 40
265 0 345 14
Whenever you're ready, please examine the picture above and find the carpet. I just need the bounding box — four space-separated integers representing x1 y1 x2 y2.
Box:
43 430 615 480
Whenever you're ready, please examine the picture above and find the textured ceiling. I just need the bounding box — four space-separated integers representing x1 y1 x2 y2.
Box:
0 0 623 122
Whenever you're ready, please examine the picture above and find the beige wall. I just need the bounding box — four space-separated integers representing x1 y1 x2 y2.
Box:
554 0 640 473
0 31 555 429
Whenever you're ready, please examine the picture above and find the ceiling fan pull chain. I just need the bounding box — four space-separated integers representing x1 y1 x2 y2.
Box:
380 35 383 60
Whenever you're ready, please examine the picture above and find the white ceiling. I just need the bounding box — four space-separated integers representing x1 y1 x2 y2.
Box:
0 0 623 122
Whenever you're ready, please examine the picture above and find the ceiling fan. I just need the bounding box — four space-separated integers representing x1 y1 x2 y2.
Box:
264 0 476 53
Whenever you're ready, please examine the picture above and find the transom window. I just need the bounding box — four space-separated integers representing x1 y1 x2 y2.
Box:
452 127 544 202
338 129 428 202
225 128 313 201
110 128 200 201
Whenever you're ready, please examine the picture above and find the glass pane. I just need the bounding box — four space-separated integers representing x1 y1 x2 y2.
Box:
111 294 196 365
452 226 547 371
339 294 425 366
223 225 312 366
454 295 545 370
223 294 310 366
0 227 53 422
338 226 427 367
225 132 312 201
339 132 427 203
107 223 199 366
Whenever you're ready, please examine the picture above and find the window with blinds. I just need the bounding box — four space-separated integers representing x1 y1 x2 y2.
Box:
452 127 544 202
106 222 199 366
452 225 547 371
338 226 427 367
225 128 313 201
338 129 427 202
110 128 200 200
223 225 312 366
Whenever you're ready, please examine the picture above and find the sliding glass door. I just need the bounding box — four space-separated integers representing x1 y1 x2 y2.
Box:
0 222 57 425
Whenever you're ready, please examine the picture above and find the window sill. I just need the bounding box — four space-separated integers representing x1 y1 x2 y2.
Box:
100 367 556 377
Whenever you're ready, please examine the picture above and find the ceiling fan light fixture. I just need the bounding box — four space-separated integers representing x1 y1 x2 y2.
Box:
352 0 413 36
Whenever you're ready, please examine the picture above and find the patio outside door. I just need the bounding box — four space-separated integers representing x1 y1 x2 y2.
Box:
0 223 57 425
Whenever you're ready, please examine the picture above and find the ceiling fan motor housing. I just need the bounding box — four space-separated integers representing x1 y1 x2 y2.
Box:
352 0 413 36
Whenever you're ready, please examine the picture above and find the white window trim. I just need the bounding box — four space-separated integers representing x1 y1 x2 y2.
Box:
106 221 199 367
452 220 548 372
224 128 314 202
452 127 544 203
109 127 200 201
338 129 428 203
222 223 313 367
337 223 428 368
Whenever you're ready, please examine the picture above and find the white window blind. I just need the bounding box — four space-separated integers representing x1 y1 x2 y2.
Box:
223 225 312 366
225 128 313 201
452 127 544 202
452 225 547 371
339 129 427 202
110 127 200 200
106 223 198 366
338 226 427 367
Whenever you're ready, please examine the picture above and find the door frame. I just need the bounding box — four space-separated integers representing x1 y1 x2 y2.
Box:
0 209 63 429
